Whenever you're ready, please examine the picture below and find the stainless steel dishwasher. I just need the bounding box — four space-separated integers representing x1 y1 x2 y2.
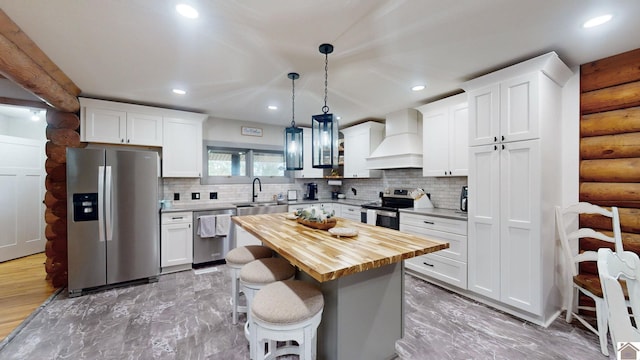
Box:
193 208 236 265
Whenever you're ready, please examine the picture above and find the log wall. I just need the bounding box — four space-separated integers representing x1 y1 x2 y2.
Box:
579 47 640 306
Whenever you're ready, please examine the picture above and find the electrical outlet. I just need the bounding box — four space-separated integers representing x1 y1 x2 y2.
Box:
191 192 200 200
174 193 180 201
210 192 218 200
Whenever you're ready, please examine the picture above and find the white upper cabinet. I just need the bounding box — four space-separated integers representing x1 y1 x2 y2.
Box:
80 98 162 146
295 128 324 179
418 93 468 177
162 116 205 178
79 97 207 178
126 112 163 146
341 121 384 178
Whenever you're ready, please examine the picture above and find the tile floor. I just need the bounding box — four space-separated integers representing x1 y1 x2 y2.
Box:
0 264 612 359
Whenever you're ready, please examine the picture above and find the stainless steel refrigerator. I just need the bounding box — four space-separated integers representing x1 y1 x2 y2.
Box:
66 147 160 296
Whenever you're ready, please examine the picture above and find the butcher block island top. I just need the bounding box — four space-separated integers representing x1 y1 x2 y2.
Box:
232 213 449 282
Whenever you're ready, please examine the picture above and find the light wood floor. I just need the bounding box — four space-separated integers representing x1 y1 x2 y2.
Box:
0 252 56 341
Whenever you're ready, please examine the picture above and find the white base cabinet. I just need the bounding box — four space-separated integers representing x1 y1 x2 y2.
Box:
234 224 262 247
400 212 468 289
161 212 193 272
340 204 361 221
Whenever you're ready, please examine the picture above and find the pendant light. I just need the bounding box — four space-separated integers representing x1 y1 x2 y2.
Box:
285 72 303 170
312 43 339 169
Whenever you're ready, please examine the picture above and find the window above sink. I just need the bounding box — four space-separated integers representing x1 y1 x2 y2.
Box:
200 140 294 185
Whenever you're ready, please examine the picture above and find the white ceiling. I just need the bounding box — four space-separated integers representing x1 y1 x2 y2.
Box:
1 0 640 128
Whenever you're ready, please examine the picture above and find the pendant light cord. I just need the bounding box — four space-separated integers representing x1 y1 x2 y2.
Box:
323 52 329 114
291 75 296 127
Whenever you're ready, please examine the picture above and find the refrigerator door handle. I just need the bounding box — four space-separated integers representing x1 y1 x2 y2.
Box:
105 165 114 241
98 166 105 242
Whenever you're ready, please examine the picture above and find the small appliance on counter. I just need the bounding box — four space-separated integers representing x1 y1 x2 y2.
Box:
460 186 468 212
287 190 297 201
304 182 318 200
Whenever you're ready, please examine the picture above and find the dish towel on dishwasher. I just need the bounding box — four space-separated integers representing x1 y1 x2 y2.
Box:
366 209 377 225
215 214 231 236
198 215 217 238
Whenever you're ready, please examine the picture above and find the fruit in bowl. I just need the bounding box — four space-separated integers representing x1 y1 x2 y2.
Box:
295 206 337 230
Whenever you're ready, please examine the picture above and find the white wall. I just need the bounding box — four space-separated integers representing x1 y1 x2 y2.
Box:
0 112 47 141
560 69 580 207
203 116 285 147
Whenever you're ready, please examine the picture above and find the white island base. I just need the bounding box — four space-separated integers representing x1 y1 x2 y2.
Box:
298 262 404 360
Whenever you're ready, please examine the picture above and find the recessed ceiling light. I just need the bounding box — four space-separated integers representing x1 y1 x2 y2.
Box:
268 105 278 110
176 4 199 19
583 14 613 28
172 88 187 95
411 85 426 91
336 116 341 120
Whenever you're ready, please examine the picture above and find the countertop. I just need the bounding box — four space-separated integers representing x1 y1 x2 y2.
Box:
232 213 449 283
160 198 372 213
399 207 468 221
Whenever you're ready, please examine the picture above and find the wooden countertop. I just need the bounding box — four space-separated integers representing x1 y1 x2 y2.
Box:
232 213 449 282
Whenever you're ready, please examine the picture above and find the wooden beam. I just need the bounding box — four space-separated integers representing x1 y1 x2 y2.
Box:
0 33 79 112
0 96 49 109
0 9 80 96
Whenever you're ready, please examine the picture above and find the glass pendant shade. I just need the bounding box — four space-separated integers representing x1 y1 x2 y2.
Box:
285 126 303 170
311 113 339 168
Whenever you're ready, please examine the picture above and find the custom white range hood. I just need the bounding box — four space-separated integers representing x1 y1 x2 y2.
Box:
366 108 422 169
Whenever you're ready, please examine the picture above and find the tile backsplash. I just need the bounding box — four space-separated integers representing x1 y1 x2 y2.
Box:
163 169 466 210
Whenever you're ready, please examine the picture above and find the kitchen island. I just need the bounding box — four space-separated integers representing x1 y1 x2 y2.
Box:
232 213 448 360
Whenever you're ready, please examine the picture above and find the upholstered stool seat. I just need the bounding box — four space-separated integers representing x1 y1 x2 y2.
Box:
250 280 324 360
240 257 296 344
225 245 273 324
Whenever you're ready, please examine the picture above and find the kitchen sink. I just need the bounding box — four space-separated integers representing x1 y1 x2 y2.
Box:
234 202 289 216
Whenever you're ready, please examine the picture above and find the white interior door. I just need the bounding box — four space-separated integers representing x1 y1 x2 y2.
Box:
0 135 45 262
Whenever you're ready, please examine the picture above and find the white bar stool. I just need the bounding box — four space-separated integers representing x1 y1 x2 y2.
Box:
225 245 273 324
240 257 296 343
250 280 324 360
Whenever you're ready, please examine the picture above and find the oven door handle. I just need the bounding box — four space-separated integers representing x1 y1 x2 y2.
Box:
362 208 398 218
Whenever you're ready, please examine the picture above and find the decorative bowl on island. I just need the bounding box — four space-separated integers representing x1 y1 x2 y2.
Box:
294 206 337 230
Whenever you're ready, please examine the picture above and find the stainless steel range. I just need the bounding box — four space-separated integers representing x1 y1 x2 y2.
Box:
361 188 416 230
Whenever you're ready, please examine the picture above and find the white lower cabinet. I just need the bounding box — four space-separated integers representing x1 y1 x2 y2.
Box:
400 212 468 289
234 224 261 247
161 212 193 272
340 204 361 221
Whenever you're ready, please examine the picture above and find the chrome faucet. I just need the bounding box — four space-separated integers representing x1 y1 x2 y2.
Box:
252 177 262 202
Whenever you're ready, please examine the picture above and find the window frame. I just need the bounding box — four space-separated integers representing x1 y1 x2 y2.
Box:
201 140 294 185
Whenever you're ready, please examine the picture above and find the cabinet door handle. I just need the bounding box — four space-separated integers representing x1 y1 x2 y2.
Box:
494 136 497 142
423 221 435 224
502 144 505 150
444 171 447 176
121 138 124 143
188 224 191 228
502 135 505 141
127 139 130 143
348 208 354 212
423 262 435 267
449 171 452 175
494 145 498 151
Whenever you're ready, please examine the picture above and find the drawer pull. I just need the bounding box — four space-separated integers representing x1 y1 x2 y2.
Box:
423 221 435 224
172 216 184 220
423 262 435 267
